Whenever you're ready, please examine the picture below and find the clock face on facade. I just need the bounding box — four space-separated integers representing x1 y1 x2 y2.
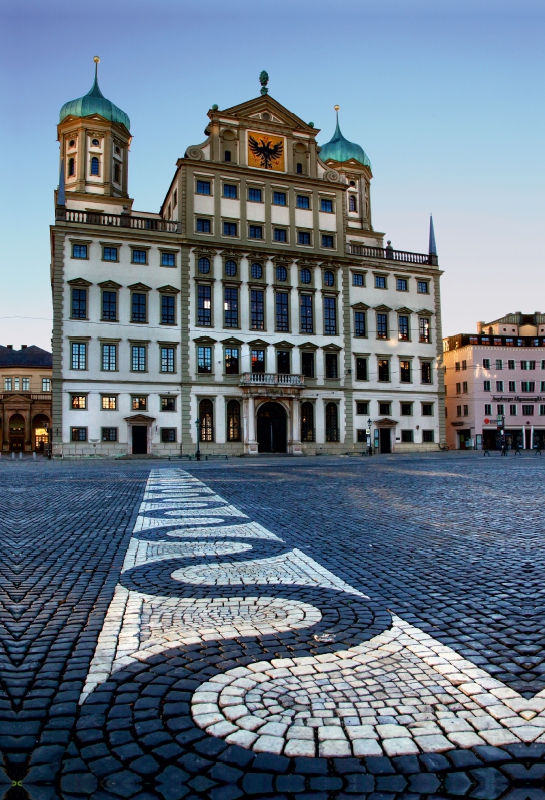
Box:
247 132 285 171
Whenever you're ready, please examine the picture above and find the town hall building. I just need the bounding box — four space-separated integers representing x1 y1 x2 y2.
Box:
51 62 445 456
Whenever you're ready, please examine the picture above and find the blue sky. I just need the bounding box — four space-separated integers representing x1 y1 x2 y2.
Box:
1 0 544 349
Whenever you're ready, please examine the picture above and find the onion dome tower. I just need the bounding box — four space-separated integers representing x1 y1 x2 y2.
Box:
57 57 131 203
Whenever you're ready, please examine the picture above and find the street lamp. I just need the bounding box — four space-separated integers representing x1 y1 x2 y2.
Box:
195 418 201 461
367 418 373 457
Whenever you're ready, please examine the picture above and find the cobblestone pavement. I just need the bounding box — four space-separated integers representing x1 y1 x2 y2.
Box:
1 453 545 799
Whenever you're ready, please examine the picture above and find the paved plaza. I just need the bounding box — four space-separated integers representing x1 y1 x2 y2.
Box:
1 453 545 799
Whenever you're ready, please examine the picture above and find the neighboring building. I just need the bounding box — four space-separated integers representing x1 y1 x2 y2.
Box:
0 345 52 452
50 62 445 457
443 312 545 450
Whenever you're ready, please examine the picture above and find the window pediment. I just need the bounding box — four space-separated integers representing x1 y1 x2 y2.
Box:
273 340 295 350
128 282 151 292
221 337 244 346
68 278 92 287
351 302 369 311
396 307 413 315
248 338 269 348
322 344 342 352
417 308 434 316
157 284 180 294
374 304 392 312
98 280 122 289
298 342 319 350
193 336 217 345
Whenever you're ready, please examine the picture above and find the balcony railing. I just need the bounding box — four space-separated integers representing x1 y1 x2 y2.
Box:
56 208 179 233
0 392 51 401
347 243 433 265
240 373 305 387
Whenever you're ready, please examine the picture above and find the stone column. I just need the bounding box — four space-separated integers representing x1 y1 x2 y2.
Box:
291 398 302 455
24 411 32 452
246 394 258 455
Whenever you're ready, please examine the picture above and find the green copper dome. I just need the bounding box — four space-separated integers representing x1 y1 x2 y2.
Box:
59 68 130 131
319 117 371 168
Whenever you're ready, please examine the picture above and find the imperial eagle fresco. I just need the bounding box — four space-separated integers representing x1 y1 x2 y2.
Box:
247 132 285 170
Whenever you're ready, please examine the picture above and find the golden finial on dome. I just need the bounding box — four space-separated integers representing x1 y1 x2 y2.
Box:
334 104 340 111
93 56 100 63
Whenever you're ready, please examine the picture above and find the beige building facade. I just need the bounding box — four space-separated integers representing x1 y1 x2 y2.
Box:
0 345 52 452
51 65 445 456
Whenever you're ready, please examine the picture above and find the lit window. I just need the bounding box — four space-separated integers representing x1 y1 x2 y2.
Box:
71 395 87 409
199 399 214 441
400 361 411 382
398 315 409 341
102 396 117 410
419 317 430 343
71 428 87 441
132 396 147 410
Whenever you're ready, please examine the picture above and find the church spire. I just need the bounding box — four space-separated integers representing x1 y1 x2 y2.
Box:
429 215 438 265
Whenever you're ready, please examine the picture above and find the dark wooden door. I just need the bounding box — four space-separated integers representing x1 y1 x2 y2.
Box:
257 402 287 453
132 426 148 455
379 428 391 454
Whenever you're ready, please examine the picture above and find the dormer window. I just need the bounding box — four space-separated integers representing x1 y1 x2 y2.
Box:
68 158 75 177
92 139 100 146
91 157 100 176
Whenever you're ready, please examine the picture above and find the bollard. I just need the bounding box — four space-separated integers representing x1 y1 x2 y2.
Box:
19 452 22 460
33 452 36 461
11 452 15 460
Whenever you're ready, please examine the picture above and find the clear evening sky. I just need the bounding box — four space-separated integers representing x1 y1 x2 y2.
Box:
1 0 543 350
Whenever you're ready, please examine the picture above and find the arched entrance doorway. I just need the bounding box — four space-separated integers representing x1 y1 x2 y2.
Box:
9 414 25 451
33 414 50 453
257 402 287 453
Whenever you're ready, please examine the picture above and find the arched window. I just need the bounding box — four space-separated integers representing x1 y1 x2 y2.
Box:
227 399 241 442
301 402 315 442
198 257 211 274
300 268 311 284
251 262 263 279
349 195 357 212
324 270 334 286
91 156 100 176
68 158 75 177
276 266 287 282
199 399 213 442
225 259 237 277
114 162 120 183
325 402 339 442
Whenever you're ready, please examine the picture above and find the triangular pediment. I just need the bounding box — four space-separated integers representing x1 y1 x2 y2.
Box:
127 282 151 292
124 414 156 423
351 302 370 311
396 306 414 315
298 342 319 351
417 308 435 316
2 393 32 404
273 340 295 350
221 337 244 346
67 277 92 287
374 304 392 312
98 280 122 289
322 343 342 352
375 417 397 427
216 95 318 134
157 285 180 294
248 339 269 348
193 336 217 345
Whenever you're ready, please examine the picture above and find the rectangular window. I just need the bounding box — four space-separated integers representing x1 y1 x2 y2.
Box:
4 377 13 389
417 281 429 294
103 246 118 261
298 231 311 246
197 285 212 326
197 346 212 374
422 403 434 416
509 381 516 392
462 360 467 370
484 403 492 415
456 382 461 393
296 195 310 209
398 315 409 341
521 360 536 370
196 218 211 233
71 395 87 409
375 275 386 289
422 430 434 442
422 362 433 384
419 317 430 343
301 351 314 378
325 353 338 379
276 292 289 332
161 397 176 411
223 184 237 198
396 278 408 291
71 288 87 319
353 274 364 286
356 357 368 381
42 379 51 391
102 291 117 321
378 359 390 382
456 405 462 417
71 342 87 370
224 287 239 328
357 429 367 442
497 403 504 414
161 252 175 266
22 377 30 391
522 404 535 415
521 381 536 392
401 429 414 442
131 293 147 323
225 348 239 375
541 381 545 391
274 228 287 242
300 295 313 333
320 198 333 212
161 347 175 373
324 297 337 335
249 225 263 239
455 362 460 371
377 313 388 339
400 403 412 416
540 405 545 415
72 244 88 259
131 346 146 372
496 359 503 369
483 380 491 391
354 311 366 337
223 221 237 237
273 191 286 205
400 360 412 383
196 180 211 195
248 187 262 202
251 289 265 330
251 349 265 373
102 344 117 371
132 396 147 411
509 404 517 416
356 402 368 415
161 295 175 325
379 402 391 415
277 350 290 374
463 405 469 416
102 396 117 410
102 427 118 442
483 359 490 368
132 249 147 264
508 359 515 369
161 428 177 442
71 427 87 441
321 235 334 249
462 381 468 393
